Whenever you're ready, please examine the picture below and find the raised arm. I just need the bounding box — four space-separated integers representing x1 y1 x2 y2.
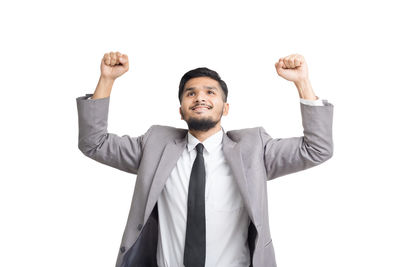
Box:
262 54 334 180
261 100 334 180
76 51 152 175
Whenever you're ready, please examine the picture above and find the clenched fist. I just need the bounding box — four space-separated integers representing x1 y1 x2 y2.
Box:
275 54 309 83
100 51 129 81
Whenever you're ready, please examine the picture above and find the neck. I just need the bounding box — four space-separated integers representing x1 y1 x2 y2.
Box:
189 124 222 142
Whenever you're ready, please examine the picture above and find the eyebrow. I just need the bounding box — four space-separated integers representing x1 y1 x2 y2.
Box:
184 86 218 92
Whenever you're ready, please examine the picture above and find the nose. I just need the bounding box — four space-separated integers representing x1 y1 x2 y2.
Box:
194 90 208 103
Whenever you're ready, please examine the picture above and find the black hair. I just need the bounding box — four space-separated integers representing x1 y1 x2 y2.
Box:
178 67 228 103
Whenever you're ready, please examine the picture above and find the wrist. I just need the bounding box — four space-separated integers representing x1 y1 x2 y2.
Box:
92 76 114 99
294 78 317 100
99 75 115 85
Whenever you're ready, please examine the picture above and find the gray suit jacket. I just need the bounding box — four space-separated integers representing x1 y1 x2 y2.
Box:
76 93 334 267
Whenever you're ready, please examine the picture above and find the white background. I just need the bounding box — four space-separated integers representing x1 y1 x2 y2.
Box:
1 0 399 266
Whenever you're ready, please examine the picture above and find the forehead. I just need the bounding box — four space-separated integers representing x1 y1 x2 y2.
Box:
184 76 221 90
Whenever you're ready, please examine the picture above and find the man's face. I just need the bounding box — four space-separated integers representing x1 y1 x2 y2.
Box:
179 76 229 132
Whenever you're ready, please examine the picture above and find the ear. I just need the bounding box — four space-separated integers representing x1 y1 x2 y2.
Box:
179 107 183 120
223 102 229 116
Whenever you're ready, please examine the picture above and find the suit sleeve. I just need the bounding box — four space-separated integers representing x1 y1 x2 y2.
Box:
76 93 153 175
261 100 334 181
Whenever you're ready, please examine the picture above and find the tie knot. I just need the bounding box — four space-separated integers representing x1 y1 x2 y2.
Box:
195 143 204 154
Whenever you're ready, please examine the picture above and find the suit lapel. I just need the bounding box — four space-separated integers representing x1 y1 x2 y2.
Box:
144 134 187 222
221 129 255 224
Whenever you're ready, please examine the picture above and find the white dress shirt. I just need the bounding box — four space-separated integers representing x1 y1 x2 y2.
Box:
86 94 325 266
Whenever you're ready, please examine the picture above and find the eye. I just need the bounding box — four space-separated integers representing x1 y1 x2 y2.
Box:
188 92 194 96
208 91 214 94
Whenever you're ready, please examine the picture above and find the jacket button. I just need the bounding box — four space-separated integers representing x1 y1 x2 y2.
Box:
120 246 125 253
137 224 143 231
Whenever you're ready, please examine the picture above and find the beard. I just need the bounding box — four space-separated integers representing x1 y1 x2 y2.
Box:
181 107 223 132
186 117 219 131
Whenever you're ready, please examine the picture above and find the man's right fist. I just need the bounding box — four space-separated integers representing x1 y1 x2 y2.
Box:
100 51 129 80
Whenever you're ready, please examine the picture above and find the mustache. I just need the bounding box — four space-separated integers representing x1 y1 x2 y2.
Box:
191 104 212 109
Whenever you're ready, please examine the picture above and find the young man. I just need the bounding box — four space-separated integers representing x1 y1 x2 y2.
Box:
76 51 334 267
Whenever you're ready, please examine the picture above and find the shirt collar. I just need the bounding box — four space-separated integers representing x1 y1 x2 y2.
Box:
187 127 223 154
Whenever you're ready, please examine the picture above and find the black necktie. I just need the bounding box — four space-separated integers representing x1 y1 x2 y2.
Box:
184 143 206 267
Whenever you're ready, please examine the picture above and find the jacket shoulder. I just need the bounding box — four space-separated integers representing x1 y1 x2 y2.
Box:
226 127 262 142
226 127 265 160
148 124 187 141
226 126 264 144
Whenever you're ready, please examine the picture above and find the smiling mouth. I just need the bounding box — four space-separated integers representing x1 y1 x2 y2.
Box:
193 107 209 111
192 107 211 113
192 105 211 111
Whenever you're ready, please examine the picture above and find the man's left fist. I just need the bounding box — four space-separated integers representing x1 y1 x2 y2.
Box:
275 54 309 83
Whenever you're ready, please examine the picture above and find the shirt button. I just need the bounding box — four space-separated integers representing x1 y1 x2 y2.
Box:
137 224 143 231
120 246 126 253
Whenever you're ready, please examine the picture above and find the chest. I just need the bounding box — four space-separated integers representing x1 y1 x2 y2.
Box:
163 148 245 213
